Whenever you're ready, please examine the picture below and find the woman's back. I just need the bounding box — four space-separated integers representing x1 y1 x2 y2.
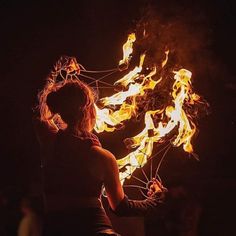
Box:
44 130 103 198
42 130 117 235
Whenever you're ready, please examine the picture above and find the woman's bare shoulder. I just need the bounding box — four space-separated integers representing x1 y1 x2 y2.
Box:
90 146 117 165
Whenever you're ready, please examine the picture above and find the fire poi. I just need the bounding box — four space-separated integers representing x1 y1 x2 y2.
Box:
38 30 208 197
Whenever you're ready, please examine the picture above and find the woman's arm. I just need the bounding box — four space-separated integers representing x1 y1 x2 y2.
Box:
91 146 124 210
91 146 167 217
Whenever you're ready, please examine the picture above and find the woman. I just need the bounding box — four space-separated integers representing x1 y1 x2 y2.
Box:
34 79 167 236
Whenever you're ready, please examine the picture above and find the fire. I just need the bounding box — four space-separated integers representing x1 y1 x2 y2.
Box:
94 53 160 133
119 33 136 66
38 33 205 186
161 50 169 68
95 33 201 183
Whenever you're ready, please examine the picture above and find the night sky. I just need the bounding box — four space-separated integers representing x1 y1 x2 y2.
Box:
1 0 236 234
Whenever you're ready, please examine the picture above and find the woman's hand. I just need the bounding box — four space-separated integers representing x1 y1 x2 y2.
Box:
147 178 167 197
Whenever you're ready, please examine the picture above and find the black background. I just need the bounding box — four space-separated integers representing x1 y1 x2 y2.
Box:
1 0 236 235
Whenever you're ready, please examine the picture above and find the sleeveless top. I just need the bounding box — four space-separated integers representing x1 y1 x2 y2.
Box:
44 130 103 199
42 130 117 235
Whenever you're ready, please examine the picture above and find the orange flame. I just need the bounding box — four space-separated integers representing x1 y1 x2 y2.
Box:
119 33 136 66
94 53 160 133
161 50 169 68
38 34 203 186
95 33 201 183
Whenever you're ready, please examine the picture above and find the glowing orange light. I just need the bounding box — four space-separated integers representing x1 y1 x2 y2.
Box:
95 33 201 183
38 33 204 185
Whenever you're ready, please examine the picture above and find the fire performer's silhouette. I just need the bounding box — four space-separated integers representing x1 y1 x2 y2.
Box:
34 79 167 236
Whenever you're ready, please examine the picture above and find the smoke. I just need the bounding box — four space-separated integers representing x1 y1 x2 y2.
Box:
130 3 211 120
134 3 212 72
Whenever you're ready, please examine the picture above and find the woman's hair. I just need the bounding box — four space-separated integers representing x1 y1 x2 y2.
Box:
44 79 96 132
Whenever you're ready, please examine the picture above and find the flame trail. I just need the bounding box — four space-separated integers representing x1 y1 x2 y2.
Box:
95 33 203 183
119 33 136 66
38 32 206 187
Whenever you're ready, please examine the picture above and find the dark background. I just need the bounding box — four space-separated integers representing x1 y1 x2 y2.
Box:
1 0 236 235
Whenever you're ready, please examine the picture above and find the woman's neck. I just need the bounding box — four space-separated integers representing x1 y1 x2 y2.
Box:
66 124 91 136
66 125 83 136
